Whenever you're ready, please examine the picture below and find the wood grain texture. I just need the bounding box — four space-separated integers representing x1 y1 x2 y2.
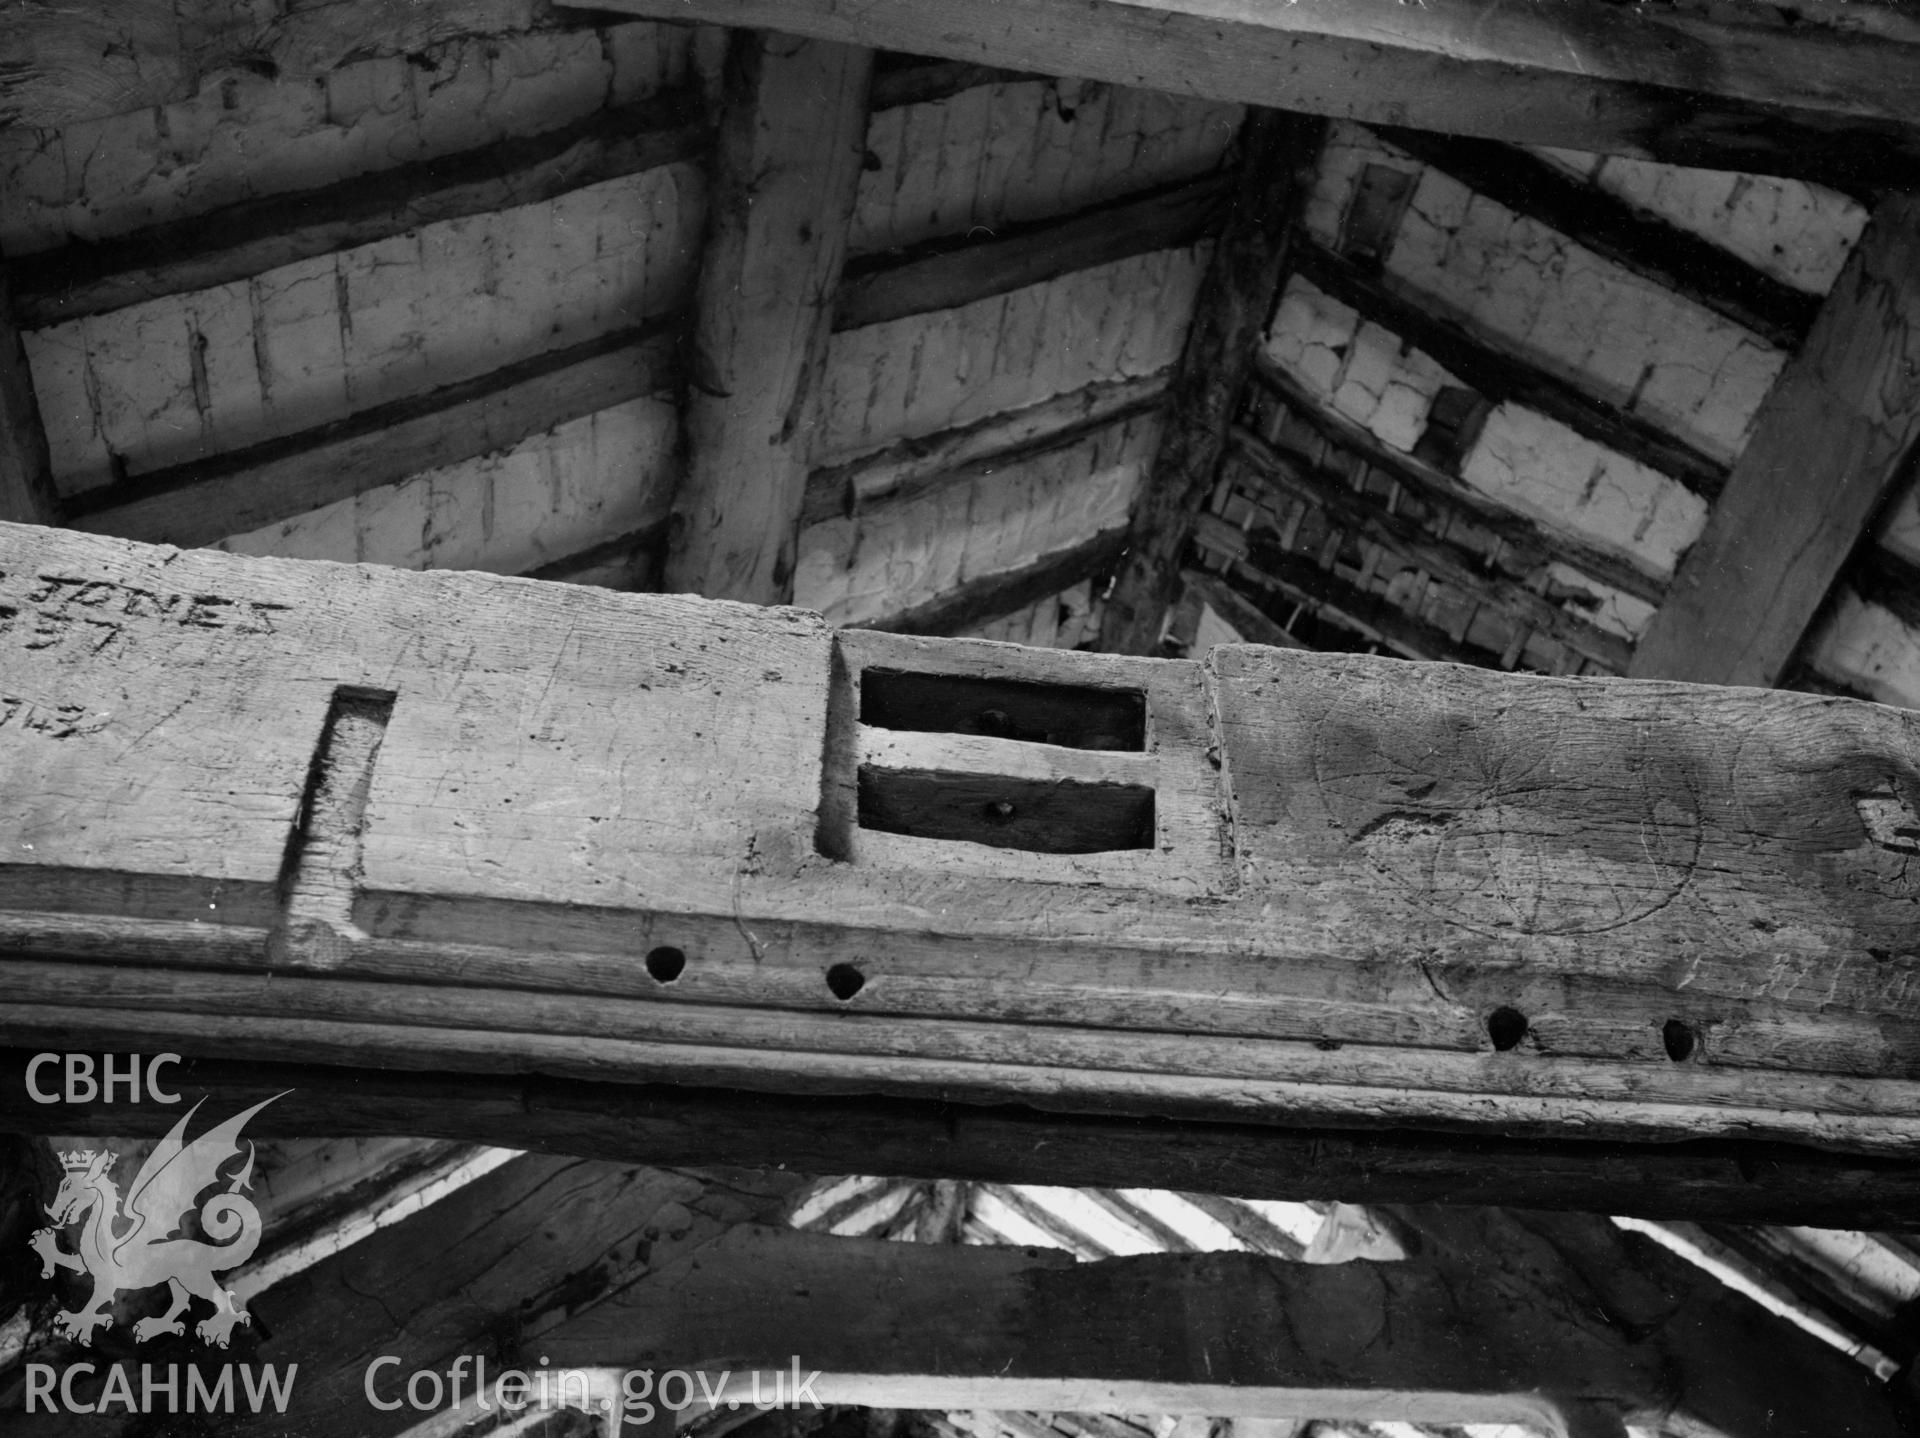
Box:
1099 111 1322 654
663 33 871 604
0 269 59 525
9 1049 1920 1226
562 0 1920 186
535 1215 1906 1438
1630 195 1920 686
5 524 1920 1154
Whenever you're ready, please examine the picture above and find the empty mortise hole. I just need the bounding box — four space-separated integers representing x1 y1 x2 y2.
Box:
859 669 1145 751
645 946 686 984
1662 1018 1697 1062
1487 1007 1528 1052
858 767 1154 854
826 963 865 1001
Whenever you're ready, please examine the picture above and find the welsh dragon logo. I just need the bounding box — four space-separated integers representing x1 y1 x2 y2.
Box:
29 1095 282 1348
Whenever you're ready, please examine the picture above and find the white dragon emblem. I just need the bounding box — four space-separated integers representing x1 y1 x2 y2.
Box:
29 1095 282 1347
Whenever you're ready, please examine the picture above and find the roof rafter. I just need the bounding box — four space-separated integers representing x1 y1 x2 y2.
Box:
1629 193 1920 686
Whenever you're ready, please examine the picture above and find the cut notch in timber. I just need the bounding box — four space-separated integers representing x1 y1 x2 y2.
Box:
854 669 1157 853
269 686 396 970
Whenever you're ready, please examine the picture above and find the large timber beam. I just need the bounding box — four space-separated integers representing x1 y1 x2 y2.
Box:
13 1151 1902 1438
10 1050 1920 1225
1099 112 1322 654
5 1154 804 1438
4 522 1920 1158
661 32 871 605
1629 194 1920 686
564 0 1920 188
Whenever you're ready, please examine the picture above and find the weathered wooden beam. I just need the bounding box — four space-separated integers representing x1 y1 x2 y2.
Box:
15 1051 1920 1227
662 32 872 605
12 1050 1920 1226
1629 195 1920 686
5 522 1920 1157
836 176 1226 331
9 90 707 329
561 0 1920 187
0 270 60 525
532 1219 1907 1438
1099 112 1322 654
1293 241 1730 500
802 372 1167 526
1176 568 1306 652
1376 128 1822 351
1374 1205 1912 1438
863 527 1128 637
63 322 679 548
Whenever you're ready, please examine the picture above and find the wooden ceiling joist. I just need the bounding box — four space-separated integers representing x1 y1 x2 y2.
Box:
0 270 59 525
1291 241 1730 501
835 175 1226 333
1629 194 1920 686
862 527 1128 637
62 322 679 548
7 88 708 330
1099 110 1323 654
662 31 872 605
803 372 1169 528
7 523 1920 1162
13 1048 1920 1226
566 0 1920 187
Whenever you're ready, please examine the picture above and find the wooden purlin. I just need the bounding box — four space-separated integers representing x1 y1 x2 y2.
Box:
5 523 1920 1158
560 0 1920 188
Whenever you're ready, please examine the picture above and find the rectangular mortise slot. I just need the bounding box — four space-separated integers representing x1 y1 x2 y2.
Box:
859 669 1145 751
858 767 1155 854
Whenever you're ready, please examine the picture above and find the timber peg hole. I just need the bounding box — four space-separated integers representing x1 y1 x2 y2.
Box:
827 963 866 1000
645 946 687 983
1663 1018 1698 1062
1487 1006 1529 1051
